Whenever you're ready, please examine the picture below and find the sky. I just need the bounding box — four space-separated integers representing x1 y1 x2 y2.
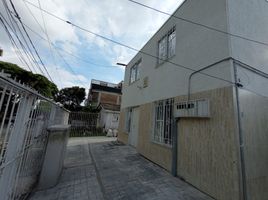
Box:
0 0 184 92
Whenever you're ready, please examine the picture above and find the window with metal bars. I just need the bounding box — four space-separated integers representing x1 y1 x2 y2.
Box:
157 26 176 64
129 60 141 84
153 98 174 146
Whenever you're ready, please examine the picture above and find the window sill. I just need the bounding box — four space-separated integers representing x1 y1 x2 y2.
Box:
155 54 176 69
129 78 140 86
151 140 172 149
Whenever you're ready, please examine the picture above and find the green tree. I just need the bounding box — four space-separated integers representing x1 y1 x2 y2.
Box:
55 86 86 111
0 61 58 98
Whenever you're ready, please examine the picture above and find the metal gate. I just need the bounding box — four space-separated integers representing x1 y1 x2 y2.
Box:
68 112 105 137
0 72 69 199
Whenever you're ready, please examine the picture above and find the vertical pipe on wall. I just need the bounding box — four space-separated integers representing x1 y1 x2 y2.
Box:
171 118 179 176
233 62 248 200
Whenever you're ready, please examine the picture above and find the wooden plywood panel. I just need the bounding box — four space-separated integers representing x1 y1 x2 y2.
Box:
176 86 240 200
239 89 268 200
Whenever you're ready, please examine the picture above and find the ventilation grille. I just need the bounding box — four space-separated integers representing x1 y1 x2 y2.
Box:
174 99 210 118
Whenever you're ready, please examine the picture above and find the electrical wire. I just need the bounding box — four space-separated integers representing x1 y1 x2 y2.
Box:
22 0 268 99
3 0 45 75
37 0 63 88
1 1 39 73
22 3 87 87
23 0 236 85
23 1 116 71
9 0 54 83
127 0 268 47
0 16 33 72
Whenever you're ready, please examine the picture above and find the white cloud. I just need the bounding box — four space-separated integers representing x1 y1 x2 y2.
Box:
0 0 184 87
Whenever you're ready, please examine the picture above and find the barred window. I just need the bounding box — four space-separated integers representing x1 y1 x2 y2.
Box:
130 60 141 84
168 27 176 58
158 36 167 64
153 99 174 145
158 27 176 64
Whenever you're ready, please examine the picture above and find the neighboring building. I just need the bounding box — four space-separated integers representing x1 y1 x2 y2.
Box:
98 103 120 132
87 79 122 131
87 79 122 107
118 1 268 200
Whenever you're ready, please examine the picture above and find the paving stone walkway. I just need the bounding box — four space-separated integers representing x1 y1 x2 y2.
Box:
29 137 213 200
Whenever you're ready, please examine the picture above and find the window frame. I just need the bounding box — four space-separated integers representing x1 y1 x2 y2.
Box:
125 108 132 133
157 26 176 65
129 59 141 84
152 98 174 146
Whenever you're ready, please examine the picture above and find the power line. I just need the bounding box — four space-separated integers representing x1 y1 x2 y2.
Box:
3 0 46 75
23 3 89 88
1 1 39 73
127 0 268 48
23 0 237 86
0 16 33 72
23 1 117 69
21 5 89 87
37 0 64 88
9 0 54 82
18 0 268 100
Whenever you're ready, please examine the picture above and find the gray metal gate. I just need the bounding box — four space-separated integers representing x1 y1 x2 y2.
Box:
0 72 69 199
68 112 105 137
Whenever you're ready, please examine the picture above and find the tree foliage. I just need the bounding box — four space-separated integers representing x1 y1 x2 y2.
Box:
0 61 58 99
55 86 86 111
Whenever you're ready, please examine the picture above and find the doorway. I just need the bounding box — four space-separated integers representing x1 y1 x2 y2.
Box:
128 107 139 147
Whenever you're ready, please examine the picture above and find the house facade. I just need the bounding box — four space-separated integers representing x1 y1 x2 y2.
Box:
87 79 122 131
87 79 122 107
118 1 268 200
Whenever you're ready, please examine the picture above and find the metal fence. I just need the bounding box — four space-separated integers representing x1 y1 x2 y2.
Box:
69 112 105 137
0 72 69 200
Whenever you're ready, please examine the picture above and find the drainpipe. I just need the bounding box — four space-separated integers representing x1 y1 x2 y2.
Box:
233 62 247 200
187 57 232 102
171 118 179 176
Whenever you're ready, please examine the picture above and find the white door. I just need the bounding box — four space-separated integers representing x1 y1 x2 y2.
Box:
128 107 139 147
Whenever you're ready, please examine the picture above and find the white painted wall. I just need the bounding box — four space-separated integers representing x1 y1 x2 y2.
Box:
227 0 268 74
122 0 234 108
100 110 120 130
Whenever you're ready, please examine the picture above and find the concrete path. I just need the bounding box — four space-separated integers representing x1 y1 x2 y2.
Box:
29 137 212 200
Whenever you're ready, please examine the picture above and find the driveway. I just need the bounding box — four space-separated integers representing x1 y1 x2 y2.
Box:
29 137 212 200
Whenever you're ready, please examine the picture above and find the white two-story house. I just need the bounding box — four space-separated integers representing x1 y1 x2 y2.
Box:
118 0 268 200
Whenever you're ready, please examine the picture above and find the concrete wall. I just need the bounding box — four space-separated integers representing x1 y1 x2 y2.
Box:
175 86 240 200
122 0 233 109
238 89 268 200
227 0 268 74
236 65 268 200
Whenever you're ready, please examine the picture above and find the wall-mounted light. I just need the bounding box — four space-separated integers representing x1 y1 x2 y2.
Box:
116 63 127 67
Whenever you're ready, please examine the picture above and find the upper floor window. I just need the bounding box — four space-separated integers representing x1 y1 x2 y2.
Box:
130 60 141 84
158 27 176 64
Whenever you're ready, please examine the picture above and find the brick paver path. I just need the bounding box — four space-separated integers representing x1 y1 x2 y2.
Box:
29 138 212 200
